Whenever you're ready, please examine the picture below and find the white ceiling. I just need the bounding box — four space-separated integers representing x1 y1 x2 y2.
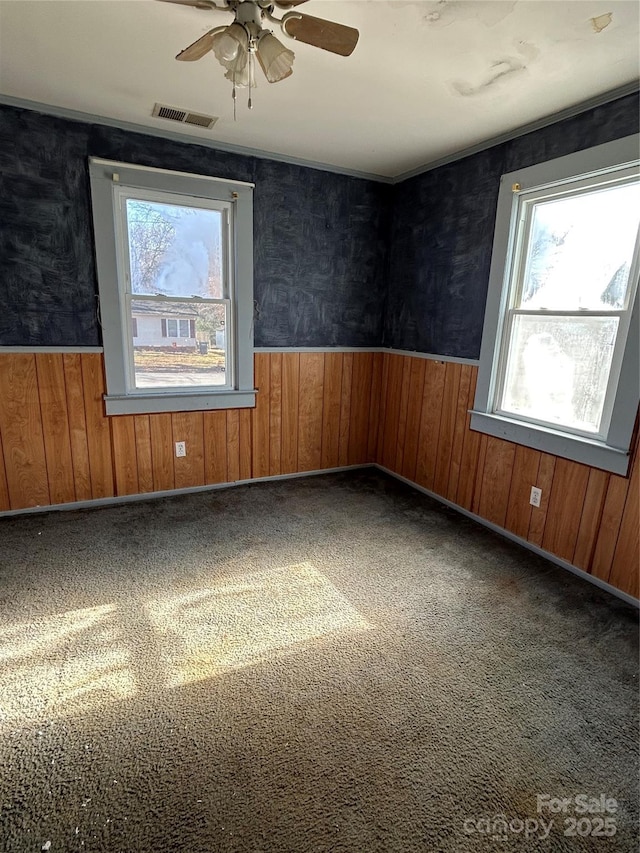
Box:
0 0 638 178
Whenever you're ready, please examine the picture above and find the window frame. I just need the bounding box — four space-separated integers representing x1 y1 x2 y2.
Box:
471 135 640 476
89 158 255 415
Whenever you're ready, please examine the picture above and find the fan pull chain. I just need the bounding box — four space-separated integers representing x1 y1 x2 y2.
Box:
231 43 242 122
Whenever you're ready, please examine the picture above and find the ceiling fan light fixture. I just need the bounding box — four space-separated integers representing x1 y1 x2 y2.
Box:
211 22 248 66
223 54 258 89
256 32 295 83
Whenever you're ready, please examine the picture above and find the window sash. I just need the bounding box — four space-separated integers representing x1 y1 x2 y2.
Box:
124 294 231 393
118 187 232 301
114 186 235 396
494 308 621 439
492 172 640 443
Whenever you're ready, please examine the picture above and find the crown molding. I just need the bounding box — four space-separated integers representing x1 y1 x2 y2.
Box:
393 81 640 184
0 82 637 185
0 93 393 184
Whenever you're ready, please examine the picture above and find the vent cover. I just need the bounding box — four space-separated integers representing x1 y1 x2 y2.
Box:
152 103 218 130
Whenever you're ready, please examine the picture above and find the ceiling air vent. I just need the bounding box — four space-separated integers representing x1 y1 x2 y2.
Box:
152 103 218 130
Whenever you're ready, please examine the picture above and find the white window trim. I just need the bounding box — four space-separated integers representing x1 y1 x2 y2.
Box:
472 135 640 476
89 158 256 415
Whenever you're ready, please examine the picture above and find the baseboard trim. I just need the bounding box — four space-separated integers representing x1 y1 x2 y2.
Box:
375 464 639 609
0 464 372 518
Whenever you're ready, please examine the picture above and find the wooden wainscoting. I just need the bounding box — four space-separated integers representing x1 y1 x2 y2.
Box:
0 351 380 513
0 349 637 600
376 353 639 600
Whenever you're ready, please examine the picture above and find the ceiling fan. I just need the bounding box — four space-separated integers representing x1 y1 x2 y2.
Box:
157 0 359 114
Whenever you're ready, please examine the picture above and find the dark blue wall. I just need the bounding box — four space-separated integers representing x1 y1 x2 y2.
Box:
1 94 636 354
0 104 389 348
384 93 639 359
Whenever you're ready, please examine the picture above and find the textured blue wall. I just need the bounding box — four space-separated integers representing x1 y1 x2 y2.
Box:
0 95 636 353
0 105 389 347
384 93 639 359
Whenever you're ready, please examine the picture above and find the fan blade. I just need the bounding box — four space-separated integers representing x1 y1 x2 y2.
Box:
281 13 359 57
176 27 224 61
156 0 221 10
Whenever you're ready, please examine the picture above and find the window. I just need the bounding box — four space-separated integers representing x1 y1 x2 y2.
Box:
472 135 639 475
89 159 255 415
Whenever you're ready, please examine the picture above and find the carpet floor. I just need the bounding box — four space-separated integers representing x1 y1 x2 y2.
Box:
0 470 637 852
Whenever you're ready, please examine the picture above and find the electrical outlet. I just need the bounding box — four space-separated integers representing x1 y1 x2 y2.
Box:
530 486 542 508
175 441 186 458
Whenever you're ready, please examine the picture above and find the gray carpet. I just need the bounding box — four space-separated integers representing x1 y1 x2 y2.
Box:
0 470 637 853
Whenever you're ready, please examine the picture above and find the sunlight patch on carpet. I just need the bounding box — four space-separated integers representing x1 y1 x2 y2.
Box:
145 562 372 687
0 605 135 725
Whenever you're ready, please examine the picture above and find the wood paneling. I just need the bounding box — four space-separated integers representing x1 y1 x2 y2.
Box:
81 353 114 500
573 468 609 571
477 436 516 528
338 353 353 468
134 416 154 494
456 370 481 512
239 409 252 481
371 353 639 600
172 412 204 489
298 353 324 472
321 352 343 470
446 364 472 503
251 353 270 479
0 350 636 601
414 359 446 492
349 352 373 467
204 411 228 485
400 358 426 483
609 452 640 598
269 353 282 477
381 355 403 471
591 474 630 583
62 354 92 502
368 353 383 463
433 361 461 497
542 459 590 562
226 410 240 483
150 413 174 493
504 446 541 540
281 353 300 474
527 454 556 548
0 354 50 508
394 357 412 474
111 416 139 496
0 430 10 512
36 354 76 505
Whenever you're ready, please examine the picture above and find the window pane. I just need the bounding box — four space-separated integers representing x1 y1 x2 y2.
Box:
520 181 640 309
500 314 619 433
126 199 224 298
131 300 228 389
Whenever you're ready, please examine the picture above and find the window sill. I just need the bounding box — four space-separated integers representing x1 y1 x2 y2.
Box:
469 411 631 476
104 390 257 416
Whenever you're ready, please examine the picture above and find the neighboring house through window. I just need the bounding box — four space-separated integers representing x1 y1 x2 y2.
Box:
472 135 639 475
89 159 255 415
